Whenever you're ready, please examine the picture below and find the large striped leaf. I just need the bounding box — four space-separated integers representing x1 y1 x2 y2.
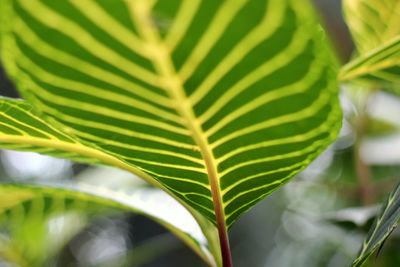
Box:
351 182 400 267
0 182 217 266
0 0 341 233
340 0 400 86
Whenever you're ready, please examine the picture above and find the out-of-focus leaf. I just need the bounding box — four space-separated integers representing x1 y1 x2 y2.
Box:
351 182 400 267
323 205 380 228
0 182 217 267
340 0 400 88
93 233 182 267
366 118 397 137
343 0 400 54
361 135 400 165
340 37 400 85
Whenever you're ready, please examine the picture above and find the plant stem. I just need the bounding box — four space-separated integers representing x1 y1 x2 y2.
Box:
208 167 233 266
216 221 233 267
354 142 374 205
353 90 375 206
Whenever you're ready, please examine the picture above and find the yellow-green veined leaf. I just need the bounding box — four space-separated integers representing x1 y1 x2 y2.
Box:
340 36 400 86
343 0 400 54
0 96 105 164
340 0 400 86
0 182 217 267
0 96 175 190
0 0 341 233
351 182 400 267
0 89 221 264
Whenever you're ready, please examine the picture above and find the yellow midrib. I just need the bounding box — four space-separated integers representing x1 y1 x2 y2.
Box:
129 2 226 228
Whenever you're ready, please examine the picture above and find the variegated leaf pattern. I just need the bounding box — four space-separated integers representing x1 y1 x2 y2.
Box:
0 0 341 229
0 182 216 267
0 97 171 189
0 97 221 265
340 0 400 86
0 96 104 164
351 182 400 267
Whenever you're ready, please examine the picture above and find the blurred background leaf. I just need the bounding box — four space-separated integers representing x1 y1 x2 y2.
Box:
351 182 400 267
340 0 400 92
0 178 216 267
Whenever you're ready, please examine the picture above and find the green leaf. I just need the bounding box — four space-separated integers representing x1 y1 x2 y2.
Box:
0 0 341 230
366 117 398 137
340 37 400 85
351 182 400 267
340 0 400 86
1 72 222 264
0 96 176 190
0 96 105 164
343 0 400 54
92 233 183 267
0 182 216 266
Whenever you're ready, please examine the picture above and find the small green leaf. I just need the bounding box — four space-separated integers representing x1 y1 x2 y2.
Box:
0 182 217 266
0 0 341 230
0 96 105 164
0 96 178 191
340 37 400 85
340 0 400 86
351 182 400 267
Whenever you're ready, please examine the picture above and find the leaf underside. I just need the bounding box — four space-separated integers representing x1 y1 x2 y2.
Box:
351 182 400 267
340 0 400 88
0 0 341 228
0 182 214 266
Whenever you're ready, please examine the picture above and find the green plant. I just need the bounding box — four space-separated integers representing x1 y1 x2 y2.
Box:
0 0 399 266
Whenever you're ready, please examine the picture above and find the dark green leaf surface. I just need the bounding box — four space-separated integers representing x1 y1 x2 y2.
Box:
351 182 400 267
340 0 400 86
0 0 341 228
